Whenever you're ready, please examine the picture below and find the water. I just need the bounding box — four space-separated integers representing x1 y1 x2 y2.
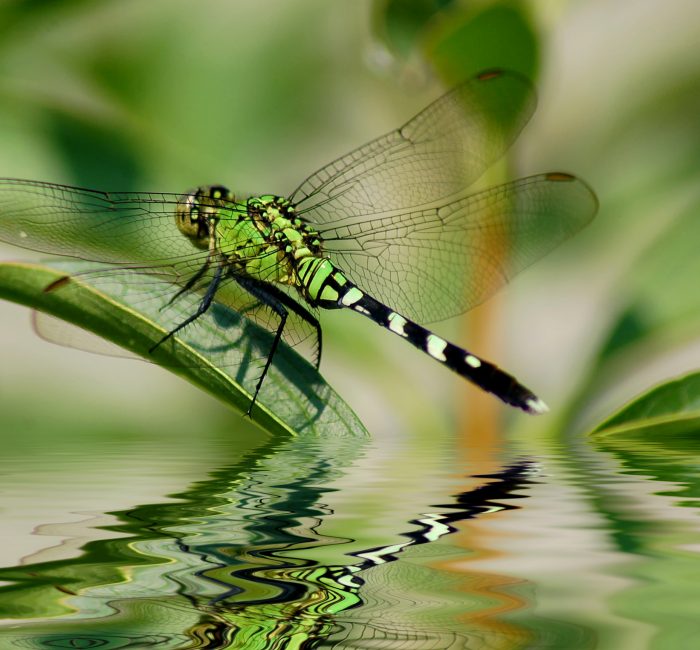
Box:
1 419 699 649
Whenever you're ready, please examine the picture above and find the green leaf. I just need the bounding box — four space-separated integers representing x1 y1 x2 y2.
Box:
372 1 538 84
0 260 368 439
425 2 539 84
372 0 459 59
562 194 700 429
590 371 700 439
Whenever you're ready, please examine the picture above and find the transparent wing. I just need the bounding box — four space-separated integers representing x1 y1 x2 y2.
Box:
31 262 321 381
318 173 599 323
0 179 321 366
0 178 207 280
290 69 535 221
32 264 321 369
33 311 142 359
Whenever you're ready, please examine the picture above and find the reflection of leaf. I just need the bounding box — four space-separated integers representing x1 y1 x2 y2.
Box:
0 261 368 438
590 371 700 439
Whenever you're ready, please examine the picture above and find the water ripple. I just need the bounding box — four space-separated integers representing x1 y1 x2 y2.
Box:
0 429 538 648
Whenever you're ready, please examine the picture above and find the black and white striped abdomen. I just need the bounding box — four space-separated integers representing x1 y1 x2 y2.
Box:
336 283 547 414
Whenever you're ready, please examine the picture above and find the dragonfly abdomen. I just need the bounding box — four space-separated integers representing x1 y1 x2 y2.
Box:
297 256 351 307
335 282 548 415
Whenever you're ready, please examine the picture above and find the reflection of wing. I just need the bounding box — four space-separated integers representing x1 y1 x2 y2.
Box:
320 174 598 323
0 178 204 277
290 69 535 222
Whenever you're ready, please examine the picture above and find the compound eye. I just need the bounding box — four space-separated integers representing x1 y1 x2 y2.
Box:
175 188 209 247
175 184 233 248
176 191 194 219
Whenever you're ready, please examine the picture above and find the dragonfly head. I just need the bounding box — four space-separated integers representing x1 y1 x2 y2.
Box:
176 185 233 249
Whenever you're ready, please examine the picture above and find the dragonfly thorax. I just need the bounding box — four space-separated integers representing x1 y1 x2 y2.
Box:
176 187 326 290
241 195 324 288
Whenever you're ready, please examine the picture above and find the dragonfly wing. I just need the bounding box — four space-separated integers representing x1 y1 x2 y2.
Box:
0 180 322 368
290 69 535 222
0 178 206 281
31 261 322 372
319 173 598 323
214 277 323 367
33 311 143 359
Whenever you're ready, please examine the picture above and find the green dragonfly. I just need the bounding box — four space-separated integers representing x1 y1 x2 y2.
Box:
0 69 597 415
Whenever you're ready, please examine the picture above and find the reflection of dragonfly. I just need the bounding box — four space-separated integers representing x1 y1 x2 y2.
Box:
187 461 536 648
0 69 597 414
0 424 535 647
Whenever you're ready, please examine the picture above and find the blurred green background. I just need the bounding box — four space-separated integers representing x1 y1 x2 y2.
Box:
2 0 700 500
2 4 700 646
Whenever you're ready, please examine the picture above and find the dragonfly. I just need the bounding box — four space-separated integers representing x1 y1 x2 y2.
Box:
0 69 597 415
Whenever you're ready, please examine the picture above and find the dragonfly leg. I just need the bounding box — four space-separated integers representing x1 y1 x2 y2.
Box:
234 276 290 416
149 263 224 353
164 258 212 308
165 214 219 308
242 280 323 368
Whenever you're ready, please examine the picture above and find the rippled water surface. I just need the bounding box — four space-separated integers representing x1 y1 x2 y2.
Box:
1 418 699 649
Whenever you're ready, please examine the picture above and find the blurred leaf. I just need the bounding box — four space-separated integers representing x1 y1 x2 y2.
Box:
372 0 458 58
595 304 652 362
426 2 538 84
594 193 700 370
619 195 700 341
563 193 700 427
45 108 145 189
590 371 700 439
0 261 368 439
0 0 95 41
373 0 538 83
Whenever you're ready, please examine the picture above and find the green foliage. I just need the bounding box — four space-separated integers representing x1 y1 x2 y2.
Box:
1 0 700 439
2 2 700 646
373 0 538 82
426 3 538 83
564 192 700 431
590 371 700 439
372 0 460 58
0 261 368 438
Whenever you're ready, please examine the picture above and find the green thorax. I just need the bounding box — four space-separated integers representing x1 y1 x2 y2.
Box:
175 186 348 307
